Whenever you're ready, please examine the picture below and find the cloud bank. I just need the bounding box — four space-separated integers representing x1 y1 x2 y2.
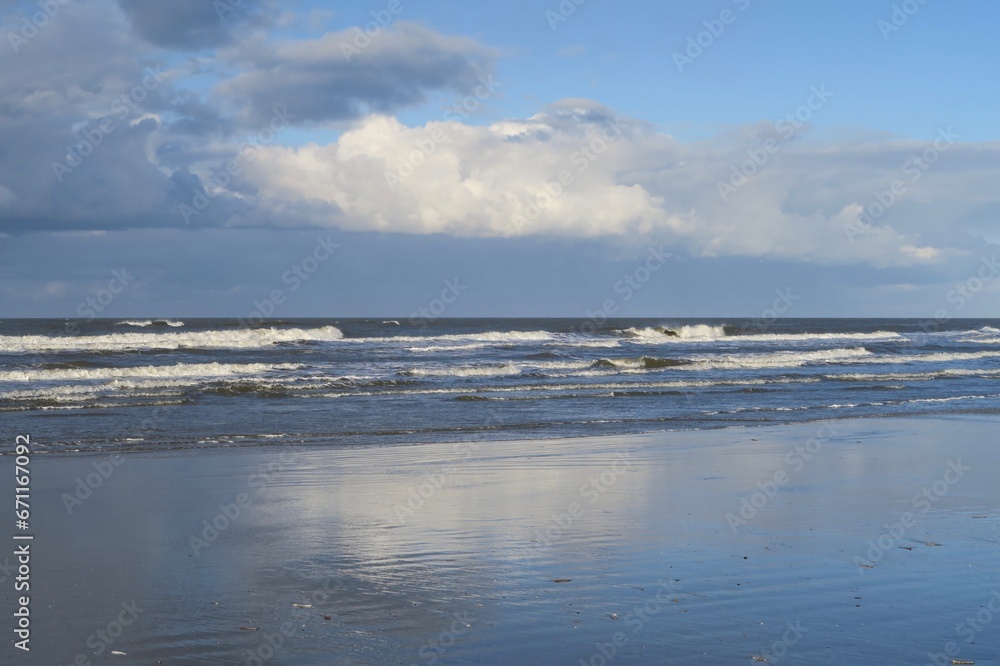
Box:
0 0 997 272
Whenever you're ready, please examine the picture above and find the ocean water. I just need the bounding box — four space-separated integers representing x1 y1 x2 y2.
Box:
2 317 1000 453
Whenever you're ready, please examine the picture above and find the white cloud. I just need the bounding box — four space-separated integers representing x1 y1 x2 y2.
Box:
233 100 992 268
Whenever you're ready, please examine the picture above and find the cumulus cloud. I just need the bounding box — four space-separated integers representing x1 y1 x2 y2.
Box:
0 5 502 233
0 2 996 271
224 100 998 267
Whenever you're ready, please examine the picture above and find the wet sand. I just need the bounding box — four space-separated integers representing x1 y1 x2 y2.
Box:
5 415 1000 664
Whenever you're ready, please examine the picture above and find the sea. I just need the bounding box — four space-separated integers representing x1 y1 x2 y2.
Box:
2 317 1000 453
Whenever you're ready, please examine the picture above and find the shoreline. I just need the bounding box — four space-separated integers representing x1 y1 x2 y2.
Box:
9 409 1000 459
4 414 999 664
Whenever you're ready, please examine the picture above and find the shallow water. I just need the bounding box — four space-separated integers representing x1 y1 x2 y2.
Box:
3 317 1000 454
12 416 1000 664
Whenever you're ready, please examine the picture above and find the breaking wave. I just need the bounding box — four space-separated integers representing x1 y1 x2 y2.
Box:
0 326 343 352
115 319 185 328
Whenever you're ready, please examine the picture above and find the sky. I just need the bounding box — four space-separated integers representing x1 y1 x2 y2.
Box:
1 0 999 318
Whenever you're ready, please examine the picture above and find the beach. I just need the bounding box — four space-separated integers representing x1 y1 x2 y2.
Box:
5 0 1000 663
6 414 999 664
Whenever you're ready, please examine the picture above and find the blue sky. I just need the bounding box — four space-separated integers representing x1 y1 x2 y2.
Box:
332 0 1000 141
1 0 998 318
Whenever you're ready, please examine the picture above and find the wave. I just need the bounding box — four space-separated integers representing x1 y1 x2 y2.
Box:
865 350 1000 365
38 360 104 370
739 331 903 343
827 368 1000 382
406 343 492 353
620 325 728 340
345 330 560 345
0 362 300 383
399 360 590 378
0 326 343 352
0 399 189 413
396 348 879 380
115 319 185 328
618 325 903 344
684 347 873 371
592 356 690 370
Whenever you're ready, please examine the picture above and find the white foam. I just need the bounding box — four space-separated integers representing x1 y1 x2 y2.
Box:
683 346 1000 372
829 368 1000 382
621 325 902 344
0 362 300 383
324 376 822 399
116 319 185 328
0 326 342 352
405 343 492 353
686 347 873 370
623 325 727 341
738 330 903 343
401 359 592 378
866 350 1000 365
348 330 559 345
673 324 727 339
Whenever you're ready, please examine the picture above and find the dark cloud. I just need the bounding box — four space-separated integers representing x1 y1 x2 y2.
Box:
0 3 502 235
117 0 267 49
217 22 497 125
